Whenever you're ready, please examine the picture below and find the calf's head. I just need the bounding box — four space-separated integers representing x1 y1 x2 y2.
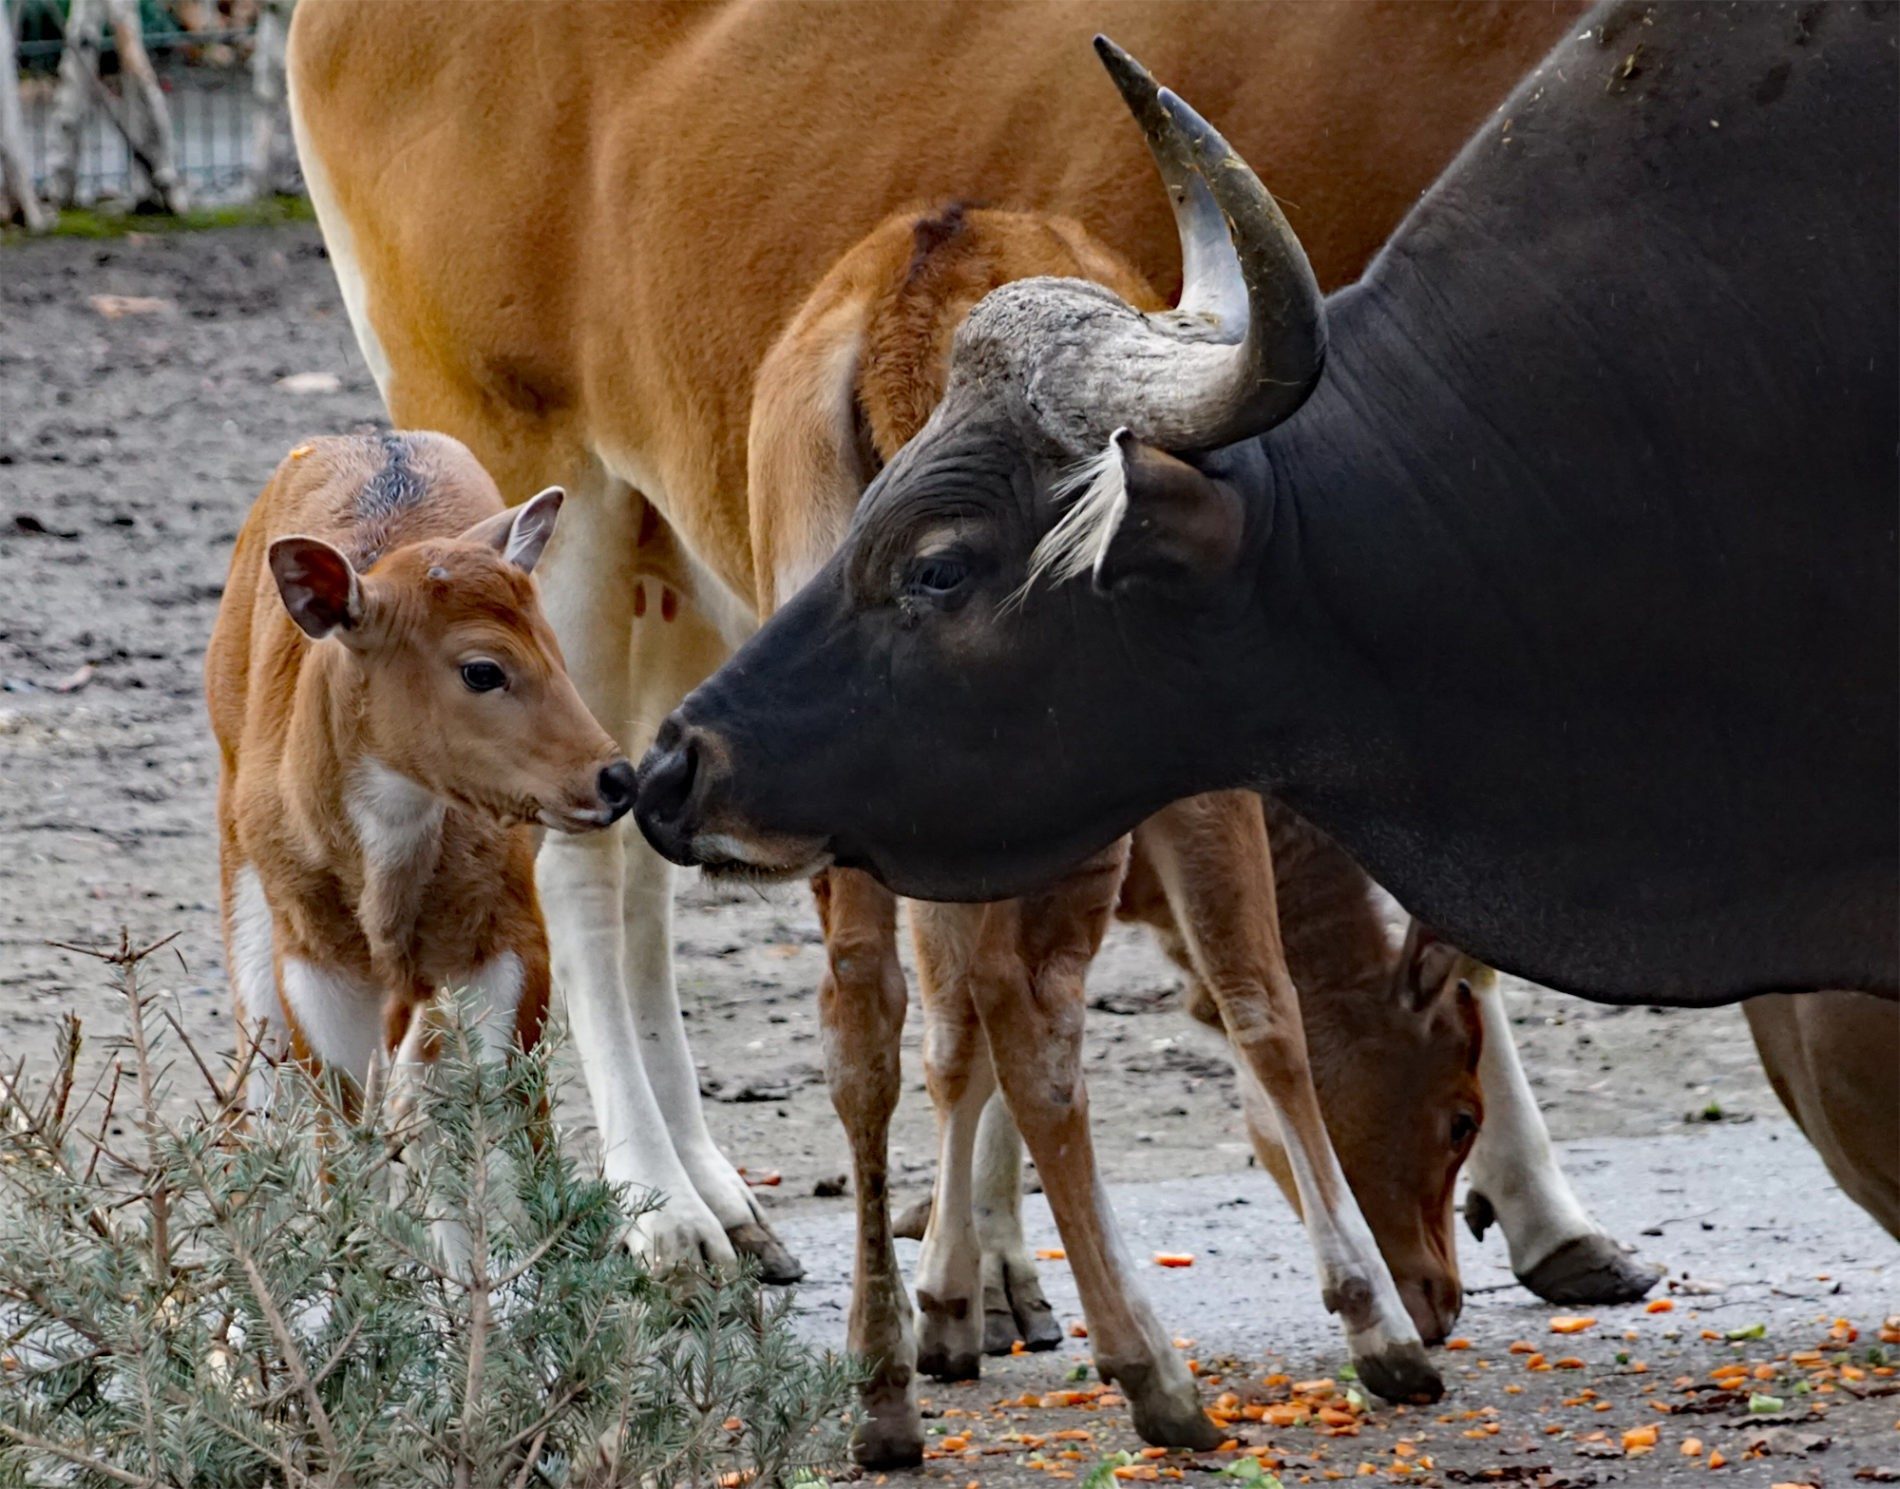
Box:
1312 927 1487 1342
636 40 1322 900
270 486 634 832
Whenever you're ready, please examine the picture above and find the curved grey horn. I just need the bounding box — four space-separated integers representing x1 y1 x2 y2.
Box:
1078 36 1326 452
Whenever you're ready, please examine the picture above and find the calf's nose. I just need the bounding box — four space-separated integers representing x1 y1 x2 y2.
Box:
597 759 637 822
633 716 706 862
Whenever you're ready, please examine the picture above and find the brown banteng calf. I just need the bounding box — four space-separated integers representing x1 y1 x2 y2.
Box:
206 433 633 1123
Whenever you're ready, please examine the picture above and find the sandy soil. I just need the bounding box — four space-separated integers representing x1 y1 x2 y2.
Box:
2 225 1892 1486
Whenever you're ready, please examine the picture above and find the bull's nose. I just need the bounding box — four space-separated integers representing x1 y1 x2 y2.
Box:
597 759 637 822
633 716 706 862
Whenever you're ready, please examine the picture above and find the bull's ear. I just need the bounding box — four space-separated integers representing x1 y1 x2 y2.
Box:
269 536 363 640
1092 432 1246 592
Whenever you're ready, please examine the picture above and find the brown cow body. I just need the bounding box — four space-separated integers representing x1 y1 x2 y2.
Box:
288 0 1589 1455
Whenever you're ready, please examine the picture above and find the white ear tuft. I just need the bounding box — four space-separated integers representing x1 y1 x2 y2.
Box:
1026 429 1132 589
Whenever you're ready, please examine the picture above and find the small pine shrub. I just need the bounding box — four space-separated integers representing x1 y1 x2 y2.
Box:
0 934 856 1488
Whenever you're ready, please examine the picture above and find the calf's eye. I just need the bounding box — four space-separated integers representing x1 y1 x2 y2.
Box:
460 660 507 693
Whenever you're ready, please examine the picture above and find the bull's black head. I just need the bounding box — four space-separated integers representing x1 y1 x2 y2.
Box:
635 40 1328 901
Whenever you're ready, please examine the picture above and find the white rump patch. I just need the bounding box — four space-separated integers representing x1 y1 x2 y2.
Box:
1024 431 1130 591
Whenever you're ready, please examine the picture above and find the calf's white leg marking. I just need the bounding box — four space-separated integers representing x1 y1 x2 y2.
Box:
229 864 285 1114
281 958 382 1087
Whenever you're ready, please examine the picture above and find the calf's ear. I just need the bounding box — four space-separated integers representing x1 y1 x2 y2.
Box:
1092 432 1246 593
460 486 566 573
269 536 363 639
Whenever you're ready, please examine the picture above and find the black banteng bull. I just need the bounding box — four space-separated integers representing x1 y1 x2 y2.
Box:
636 1 1898 1008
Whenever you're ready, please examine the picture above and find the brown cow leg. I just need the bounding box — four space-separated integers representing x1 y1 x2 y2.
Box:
971 847 1221 1451
813 867 922 1468
1133 792 1442 1405
910 903 999 1379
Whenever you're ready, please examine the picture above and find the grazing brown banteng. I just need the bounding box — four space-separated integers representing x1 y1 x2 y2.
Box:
205 434 633 1134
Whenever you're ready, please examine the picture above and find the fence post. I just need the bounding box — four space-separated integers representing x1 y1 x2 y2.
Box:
0 0 48 228
248 0 297 199
48 0 188 213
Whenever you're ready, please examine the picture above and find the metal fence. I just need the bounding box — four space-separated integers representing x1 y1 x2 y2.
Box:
14 2 262 207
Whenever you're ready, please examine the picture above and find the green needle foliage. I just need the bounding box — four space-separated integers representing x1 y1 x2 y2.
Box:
0 934 856 1488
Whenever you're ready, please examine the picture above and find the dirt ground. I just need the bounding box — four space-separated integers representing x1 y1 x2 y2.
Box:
2 225 1894 1486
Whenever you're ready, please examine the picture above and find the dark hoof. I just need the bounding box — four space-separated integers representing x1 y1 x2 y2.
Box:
918 1341 982 1381
983 1263 1062 1354
728 1220 804 1285
892 1195 933 1243
917 1289 984 1380
1355 1341 1444 1405
1521 1233 1664 1305
1463 1189 1498 1242
851 1425 925 1470
1112 1361 1224 1452
851 1390 925 1470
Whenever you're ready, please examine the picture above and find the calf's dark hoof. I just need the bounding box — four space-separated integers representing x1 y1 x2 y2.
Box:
1112 1360 1224 1451
1355 1341 1444 1405
851 1380 924 1469
983 1264 1062 1355
1521 1233 1664 1305
729 1220 804 1285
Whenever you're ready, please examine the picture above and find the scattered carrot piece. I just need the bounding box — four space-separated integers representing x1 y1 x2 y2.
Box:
1294 1380 1336 1397
1508 1340 1537 1354
1037 1248 1067 1261
1070 1322 1088 1339
1647 1299 1675 1314
1216 1441 1239 1453
1554 1357 1586 1370
1550 1316 1598 1334
722 1417 743 1432
1445 1338 1471 1351
1011 1340 1028 1356
1154 1253 1195 1268
1623 1425 1659 1454
1682 1437 1704 1457
939 1436 969 1452
1707 1449 1727 1469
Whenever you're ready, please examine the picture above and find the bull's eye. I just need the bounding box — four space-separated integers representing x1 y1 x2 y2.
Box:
460 660 507 693
1450 1110 1481 1148
905 552 972 598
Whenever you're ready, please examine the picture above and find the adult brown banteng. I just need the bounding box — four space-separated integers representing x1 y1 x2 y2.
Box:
749 202 1654 1457
288 0 1580 1301
637 0 1898 1224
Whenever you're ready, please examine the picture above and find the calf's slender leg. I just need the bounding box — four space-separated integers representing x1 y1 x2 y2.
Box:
814 867 921 1468
1133 793 1442 1404
973 845 1220 1450
909 902 996 1380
